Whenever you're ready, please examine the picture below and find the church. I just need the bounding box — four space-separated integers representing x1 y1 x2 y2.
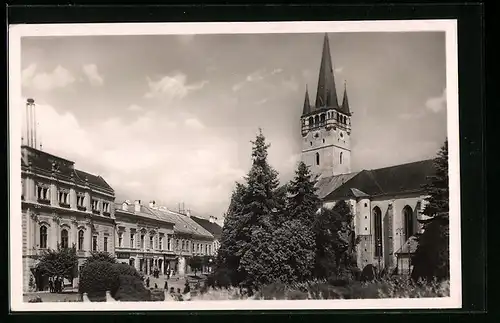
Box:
300 34 437 274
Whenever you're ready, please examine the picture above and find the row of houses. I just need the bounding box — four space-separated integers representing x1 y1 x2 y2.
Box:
21 144 222 292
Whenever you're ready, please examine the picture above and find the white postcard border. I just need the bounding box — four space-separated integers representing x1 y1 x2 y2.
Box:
9 19 461 312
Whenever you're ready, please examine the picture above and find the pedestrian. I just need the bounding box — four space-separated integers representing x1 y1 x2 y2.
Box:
48 277 53 293
183 281 191 294
164 280 168 290
146 277 150 288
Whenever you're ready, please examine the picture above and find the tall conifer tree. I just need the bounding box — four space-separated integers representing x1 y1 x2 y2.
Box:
286 161 321 227
412 139 450 282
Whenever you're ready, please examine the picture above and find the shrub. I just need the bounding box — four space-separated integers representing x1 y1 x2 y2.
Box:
78 261 120 301
111 263 143 280
255 282 287 300
28 296 43 303
114 275 151 302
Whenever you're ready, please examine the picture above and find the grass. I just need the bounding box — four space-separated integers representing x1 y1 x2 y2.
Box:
191 278 450 301
25 277 450 302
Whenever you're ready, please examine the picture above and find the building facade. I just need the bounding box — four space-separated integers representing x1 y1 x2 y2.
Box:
302 34 437 274
21 144 116 292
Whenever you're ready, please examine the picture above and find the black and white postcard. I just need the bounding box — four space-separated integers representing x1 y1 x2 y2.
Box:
9 20 461 311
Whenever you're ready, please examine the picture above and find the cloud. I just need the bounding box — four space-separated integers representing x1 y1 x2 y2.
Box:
185 118 205 130
271 68 283 75
128 104 144 112
255 98 269 105
232 69 268 92
22 99 244 217
425 88 447 113
283 76 299 92
22 64 75 91
145 73 208 100
246 69 266 82
82 64 104 86
398 110 426 120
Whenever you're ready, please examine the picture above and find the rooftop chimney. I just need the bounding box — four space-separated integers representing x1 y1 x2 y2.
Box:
149 200 156 208
122 201 129 211
134 200 141 213
209 216 215 223
186 209 191 217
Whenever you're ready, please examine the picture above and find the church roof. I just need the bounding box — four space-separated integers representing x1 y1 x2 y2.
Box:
315 172 360 199
314 33 340 112
321 159 435 201
340 82 351 115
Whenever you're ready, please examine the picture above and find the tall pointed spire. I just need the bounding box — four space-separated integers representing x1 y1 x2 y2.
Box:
315 33 339 110
302 85 311 115
341 81 351 115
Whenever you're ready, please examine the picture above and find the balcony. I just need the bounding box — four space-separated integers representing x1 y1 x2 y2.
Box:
59 202 70 208
37 198 50 205
77 205 87 211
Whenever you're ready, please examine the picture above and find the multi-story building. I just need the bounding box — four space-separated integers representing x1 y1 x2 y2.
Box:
114 200 175 277
191 214 222 272
300 33 437 274
114 200 215 277
21 132 115 292
146 203 215 276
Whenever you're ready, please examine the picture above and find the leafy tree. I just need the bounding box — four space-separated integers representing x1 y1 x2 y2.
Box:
188 256 203 276
412 139 450 282
286 161 321 227
35 243 78 284
313 201 357 279
83 251 117 267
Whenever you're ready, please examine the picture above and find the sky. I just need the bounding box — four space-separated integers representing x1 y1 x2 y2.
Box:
19 32 447 220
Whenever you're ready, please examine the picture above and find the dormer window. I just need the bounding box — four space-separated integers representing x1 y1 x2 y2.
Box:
92 199 100 214
77 193 86 211
36 184 50 204
102 202 111 216
58 189 70 208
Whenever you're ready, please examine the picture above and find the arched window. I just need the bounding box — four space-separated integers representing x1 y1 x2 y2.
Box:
314 115 320 127
373 207 383 257
40 226 48 249
61 229 69 249
308 117 313 128
340 152 343 164
78 230 84 250
320 114 326 125
315 152 320 166
344 116 347 124
402 206 414 241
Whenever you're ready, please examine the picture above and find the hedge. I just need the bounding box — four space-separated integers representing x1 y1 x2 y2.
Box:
79 261 120 300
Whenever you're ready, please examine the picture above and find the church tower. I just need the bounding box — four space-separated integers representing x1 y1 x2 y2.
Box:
300 33 352 178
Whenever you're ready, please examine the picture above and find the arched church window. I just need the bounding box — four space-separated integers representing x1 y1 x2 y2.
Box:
340 152 343 164
402 205 414 241
78 230 84 250
314 115 320 127
308 117 313 128
315 152 320 166
373 207 383 257
61 229 69 249
40 225 48 249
